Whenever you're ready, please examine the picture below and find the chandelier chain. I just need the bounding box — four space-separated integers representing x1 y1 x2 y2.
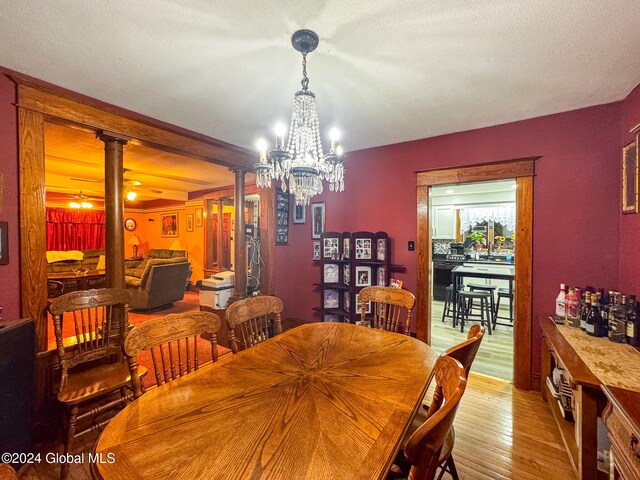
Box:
301 53 309 91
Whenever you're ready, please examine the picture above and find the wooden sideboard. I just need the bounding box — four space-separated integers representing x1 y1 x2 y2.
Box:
540 316 640 480
603 386 640 480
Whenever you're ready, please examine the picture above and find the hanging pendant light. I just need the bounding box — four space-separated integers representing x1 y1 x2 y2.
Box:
255 29 345 206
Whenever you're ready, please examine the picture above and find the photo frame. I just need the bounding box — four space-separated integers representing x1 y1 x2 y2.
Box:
324 289 339 309
377 266 387 286
311 202 325 239
195 208 203 227
355 238 372 259
324 314 339 322
313 241 321 260
186 213 194 232
376 238 386 261
343 265 350 285
276 187 290 244
323 237 339 259
390 278 403 289
293 204 306 224
355 266 371 287
161 213 178 237
343 237 350 259
622 139 638 213
323 263 339 283
0 221 8 265
343 291 350 311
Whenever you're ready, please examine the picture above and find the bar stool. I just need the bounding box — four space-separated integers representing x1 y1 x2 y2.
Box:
441 284 456 325
456 290 493 335
495 287 514 327
468 283 497 320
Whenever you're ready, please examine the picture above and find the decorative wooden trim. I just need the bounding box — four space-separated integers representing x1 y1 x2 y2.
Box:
416 185 430 345
19 107 49 352
514 175 533 390
15 83 255 170
417 157 537 187
415 158 536 390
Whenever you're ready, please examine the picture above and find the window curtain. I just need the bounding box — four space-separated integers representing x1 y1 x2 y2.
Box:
46 208 106 251
459 205 516 234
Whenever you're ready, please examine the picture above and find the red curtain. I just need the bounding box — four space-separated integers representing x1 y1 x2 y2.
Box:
46 208 106 251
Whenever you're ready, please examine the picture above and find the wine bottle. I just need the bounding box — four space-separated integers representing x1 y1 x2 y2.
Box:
626 295 639 347
566 288 579 326
588 293 606 337
580 294 591 331
608 294 627 343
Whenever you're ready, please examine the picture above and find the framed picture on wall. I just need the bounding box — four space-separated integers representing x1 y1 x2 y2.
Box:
311 202 325 239
622 139 638 213
195 208 203 227
161 213 178 237
0 221 8 265
186 213 194 232
355 266 371 287
293 204 306 224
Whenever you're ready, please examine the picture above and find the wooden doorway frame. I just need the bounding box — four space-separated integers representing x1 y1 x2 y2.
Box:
13 78 261 352
416 158 537 390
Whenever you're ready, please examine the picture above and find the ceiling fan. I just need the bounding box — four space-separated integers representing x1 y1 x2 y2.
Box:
124 178 163 194
66 190 102 201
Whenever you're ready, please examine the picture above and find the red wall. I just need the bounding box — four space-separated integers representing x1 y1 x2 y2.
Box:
619 83 640 293
0 74 20 322
275 101 623 379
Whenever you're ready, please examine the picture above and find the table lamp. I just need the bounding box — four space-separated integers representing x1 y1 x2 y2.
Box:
169 239 188 259
127 235 140 258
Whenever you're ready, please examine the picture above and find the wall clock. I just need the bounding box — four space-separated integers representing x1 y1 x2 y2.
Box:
124 218 136 231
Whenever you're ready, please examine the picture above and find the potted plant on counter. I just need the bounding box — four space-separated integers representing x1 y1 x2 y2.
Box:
467 231 486 250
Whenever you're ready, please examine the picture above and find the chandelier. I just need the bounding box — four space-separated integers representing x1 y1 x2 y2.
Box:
255 29 345 206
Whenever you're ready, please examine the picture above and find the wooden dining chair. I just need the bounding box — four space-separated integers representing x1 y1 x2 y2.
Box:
124 311 222 397
48 288 146 480
442 324 485 377
358 286 416 334
226 295 283 353
391 356 467 480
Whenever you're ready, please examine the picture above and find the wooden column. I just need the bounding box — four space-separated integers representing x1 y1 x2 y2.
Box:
18 108 48 351
217 199 225 270
232 169 247 299
97 130 129 294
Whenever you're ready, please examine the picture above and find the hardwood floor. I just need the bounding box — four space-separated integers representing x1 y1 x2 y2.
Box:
431 299 514 381
427 373 576 480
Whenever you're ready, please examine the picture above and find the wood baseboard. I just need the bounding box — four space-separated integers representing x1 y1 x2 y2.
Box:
530 372 541 392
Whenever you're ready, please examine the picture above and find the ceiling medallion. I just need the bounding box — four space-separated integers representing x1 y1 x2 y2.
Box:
255 29 345 206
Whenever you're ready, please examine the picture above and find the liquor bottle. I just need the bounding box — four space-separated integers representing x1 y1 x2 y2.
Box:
608 294 627 343
580 294 591 331
626 295 639 347
587 293 605 337
600 291 610 331
555 283 566 321
566 288 580 326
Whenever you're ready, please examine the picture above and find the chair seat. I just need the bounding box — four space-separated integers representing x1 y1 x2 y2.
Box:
58 362 148 404
468 283 497 290
459 290 491 299
497 288 514 295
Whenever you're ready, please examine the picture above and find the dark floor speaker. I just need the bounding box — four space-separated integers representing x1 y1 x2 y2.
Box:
0 319 35 462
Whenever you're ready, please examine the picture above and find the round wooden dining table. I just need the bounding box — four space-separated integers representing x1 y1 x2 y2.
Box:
93 322 437 480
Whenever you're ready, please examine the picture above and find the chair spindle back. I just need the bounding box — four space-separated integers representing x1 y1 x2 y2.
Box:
124 311 222 396
226 296 283 353
358 286 416 334
48 288 132 391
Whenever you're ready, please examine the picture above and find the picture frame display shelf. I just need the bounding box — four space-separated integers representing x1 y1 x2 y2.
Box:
314 231 390 323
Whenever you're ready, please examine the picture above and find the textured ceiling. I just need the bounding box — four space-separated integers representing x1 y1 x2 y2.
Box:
1 1 640 153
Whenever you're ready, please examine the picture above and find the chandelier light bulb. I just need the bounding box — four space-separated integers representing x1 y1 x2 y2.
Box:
126 191 137 201
329 128 340 153
275 123 286 149
81 202 92 209
256 138 268 163
336 145 344 156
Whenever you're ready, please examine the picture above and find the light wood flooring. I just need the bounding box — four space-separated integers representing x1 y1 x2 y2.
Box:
431 300 514 381
427 373 576 480
21 374 573 480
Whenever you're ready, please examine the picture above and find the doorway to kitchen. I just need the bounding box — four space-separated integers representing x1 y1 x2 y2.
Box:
430 179 516 381
415 158 536 390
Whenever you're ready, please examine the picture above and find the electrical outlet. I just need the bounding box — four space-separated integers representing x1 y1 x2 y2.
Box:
408 241 415 251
